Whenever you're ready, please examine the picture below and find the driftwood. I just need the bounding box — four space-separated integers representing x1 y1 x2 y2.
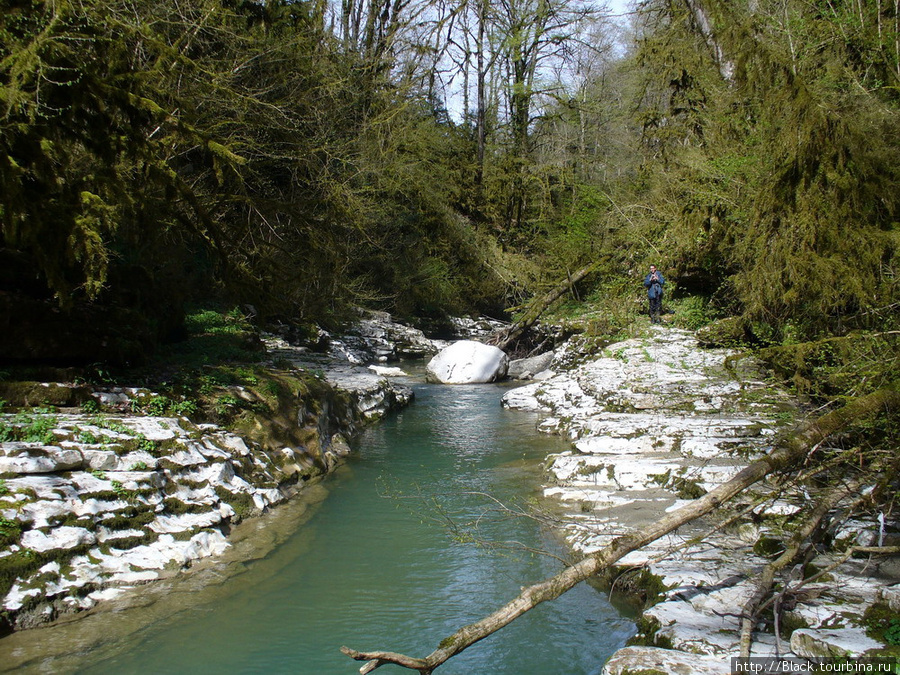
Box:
738 479 864 658
342 388 900 674
487 262 598 353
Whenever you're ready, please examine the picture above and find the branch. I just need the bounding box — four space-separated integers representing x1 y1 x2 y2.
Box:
339 648 431 674
341 388 900 673
487 261 599 352
738 479 864 658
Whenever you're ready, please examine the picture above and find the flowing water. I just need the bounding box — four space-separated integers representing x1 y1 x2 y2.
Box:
0 378 634 674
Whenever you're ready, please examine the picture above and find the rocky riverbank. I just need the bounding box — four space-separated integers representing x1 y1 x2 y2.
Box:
0 311 438 632
503 326 900 672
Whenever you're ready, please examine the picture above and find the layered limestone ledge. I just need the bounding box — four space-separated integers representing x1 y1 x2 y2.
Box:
503 327 898 672
1 312 429 631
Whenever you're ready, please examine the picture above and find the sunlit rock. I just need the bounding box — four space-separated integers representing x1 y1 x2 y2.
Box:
790 628 883 659
0 443 83 474
368 365 408 377
20 526 96 553
425 340 509 384
601 646 731 675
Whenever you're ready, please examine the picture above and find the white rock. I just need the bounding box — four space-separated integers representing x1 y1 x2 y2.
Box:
367 365 408 377
20 526 96 552
507 351 554 380
3 585 43 611
149 511 223 534
184 530 229 559
881 584 900 612
0 444 83 474
88 588 128 603
80 449 120 471
123 417 182 441
602 646 732 675
216 434 252 456
500 383 544 412
790 627 883 658
425 340 509 384
649 604 732 649
97 527 146 543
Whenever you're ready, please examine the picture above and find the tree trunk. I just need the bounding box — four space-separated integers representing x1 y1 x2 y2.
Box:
342 388 899 673
682 0 735 82
476 0 487 188
488 262 597 352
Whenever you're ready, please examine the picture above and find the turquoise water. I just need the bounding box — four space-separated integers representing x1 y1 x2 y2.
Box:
1 379 634 674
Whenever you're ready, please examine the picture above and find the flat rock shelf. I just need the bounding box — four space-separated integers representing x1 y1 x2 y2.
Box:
503 326 899 673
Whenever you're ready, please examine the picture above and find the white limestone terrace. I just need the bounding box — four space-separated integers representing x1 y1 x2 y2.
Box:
0 312 436 630
0 415 267 626
502 326 899 672
261 310 434 422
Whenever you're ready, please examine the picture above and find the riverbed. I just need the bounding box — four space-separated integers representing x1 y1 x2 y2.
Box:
0 377 634 674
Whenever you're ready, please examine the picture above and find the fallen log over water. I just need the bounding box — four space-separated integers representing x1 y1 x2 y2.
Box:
341 387 899 674
486 262 598 353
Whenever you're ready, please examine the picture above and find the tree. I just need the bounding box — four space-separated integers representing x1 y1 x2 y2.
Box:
631 0 899 332
0 0 514 357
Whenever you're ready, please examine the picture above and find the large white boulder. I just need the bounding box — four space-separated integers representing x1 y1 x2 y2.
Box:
425 340 509 384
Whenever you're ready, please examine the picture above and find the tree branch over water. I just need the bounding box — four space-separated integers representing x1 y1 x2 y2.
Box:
341 388 900 674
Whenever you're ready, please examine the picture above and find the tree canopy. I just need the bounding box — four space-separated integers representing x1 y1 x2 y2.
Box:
0 0 897 362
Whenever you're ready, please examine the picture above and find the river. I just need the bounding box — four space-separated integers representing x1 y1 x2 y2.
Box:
0 377 634 674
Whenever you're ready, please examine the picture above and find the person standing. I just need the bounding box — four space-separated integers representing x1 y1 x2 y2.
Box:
643 264 665 323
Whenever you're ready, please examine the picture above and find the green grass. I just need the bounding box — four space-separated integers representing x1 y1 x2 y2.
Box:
0 408 59 445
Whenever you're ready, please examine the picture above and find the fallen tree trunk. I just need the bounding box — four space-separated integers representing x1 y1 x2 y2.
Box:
342 388 899 674
487 262 598 353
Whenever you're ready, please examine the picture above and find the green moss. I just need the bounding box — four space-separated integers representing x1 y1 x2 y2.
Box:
214 486 254 521
753 536 785 558
575 463 602 478
100 508 155 530
0 383 88 408
104 530 158 550
0 516 22 547
781 612 811 638
626 615 673 649
671 477 707 499
162 498 209 515
177 479 210 490
438 635 458 650
649 469 707 499
46 513 93 530
0 539 94 600
83 490 126 502
864 603 900 646
599 566 673 610
157 458 184 472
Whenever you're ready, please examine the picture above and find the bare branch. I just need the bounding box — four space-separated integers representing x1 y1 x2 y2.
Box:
342 389 900 673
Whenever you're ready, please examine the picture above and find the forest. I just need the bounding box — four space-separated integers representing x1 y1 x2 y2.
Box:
1 0 899 667
1 0 897 339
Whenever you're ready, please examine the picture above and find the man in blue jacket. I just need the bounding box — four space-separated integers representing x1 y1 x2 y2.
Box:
643 264 665 324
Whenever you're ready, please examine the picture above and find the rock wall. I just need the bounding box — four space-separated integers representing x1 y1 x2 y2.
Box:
503 327 899 672
0 312 428 632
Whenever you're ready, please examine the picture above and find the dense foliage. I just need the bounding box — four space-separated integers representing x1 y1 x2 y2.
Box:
0 0 511 362
631 0 900 336
1 0 898 385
